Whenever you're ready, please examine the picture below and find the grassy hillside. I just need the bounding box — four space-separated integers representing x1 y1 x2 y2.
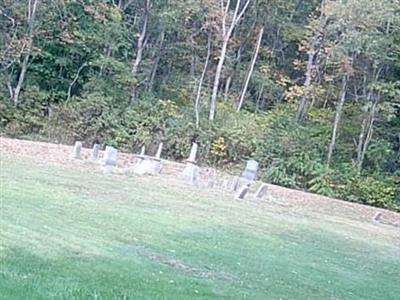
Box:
0 157 399 299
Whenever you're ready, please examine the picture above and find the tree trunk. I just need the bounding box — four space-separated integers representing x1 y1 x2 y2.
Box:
355 67 383 171
148 29 165 92
130 0 150 104
224 20 256 101
12 51 30 105
356 113 368 168
295 40 316 122
209 36 229 121
295 14 328 123
195 37 211 128
357 96 379 171
66 62 87 102
327 76 347 166
12 0 40 105
237 26 264 112
209 0 250 121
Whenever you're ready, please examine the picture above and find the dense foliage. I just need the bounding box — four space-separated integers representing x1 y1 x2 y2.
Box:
1 0 399 210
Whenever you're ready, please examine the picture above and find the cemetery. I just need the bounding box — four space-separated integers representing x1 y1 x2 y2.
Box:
1 0 399 298
1 137 399 299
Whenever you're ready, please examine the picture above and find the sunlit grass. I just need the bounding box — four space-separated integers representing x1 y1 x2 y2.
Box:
0 157 399 299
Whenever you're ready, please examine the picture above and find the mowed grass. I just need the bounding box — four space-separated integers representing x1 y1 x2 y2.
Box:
0 157 399 300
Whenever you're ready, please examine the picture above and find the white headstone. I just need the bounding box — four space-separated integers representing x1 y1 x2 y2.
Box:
187 143 198 163
180 163 200 185
91 144 100 160
70 141 82 159
241 159 259 181
140 145 146 156
103 146 118 166
155 142 163 160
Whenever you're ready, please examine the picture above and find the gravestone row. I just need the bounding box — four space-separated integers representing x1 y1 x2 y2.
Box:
69 140 267 201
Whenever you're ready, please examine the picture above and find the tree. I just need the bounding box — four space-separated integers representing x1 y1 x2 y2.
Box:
237 26 264 112
9 0 41 105
209 0 250 121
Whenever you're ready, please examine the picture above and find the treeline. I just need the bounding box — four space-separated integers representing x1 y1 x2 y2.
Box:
0 0 399 210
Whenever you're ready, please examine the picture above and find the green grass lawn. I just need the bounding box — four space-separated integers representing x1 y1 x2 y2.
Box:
1 156 399 299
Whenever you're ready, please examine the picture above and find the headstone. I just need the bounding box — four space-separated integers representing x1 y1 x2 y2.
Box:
230 176 240 192
241 159 259 181
103 146 118 166
372 212 382 224
133 158 155 175
235 184 250 200
132 142 163 176
204 168 217 188
180 163 200 184
139 145 146 157
70 141 82 159
254 183 268 199
91 144 100 160
187 143 198 163
180 143 200 184
155 143 163 160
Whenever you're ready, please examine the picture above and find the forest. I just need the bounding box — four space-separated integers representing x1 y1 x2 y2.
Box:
0 0 399 210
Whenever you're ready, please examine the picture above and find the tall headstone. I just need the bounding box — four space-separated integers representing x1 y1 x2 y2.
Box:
155 142 163 160
103 146 118 166
241 159 259 181
187 143 198 163
70 141 82 159
254 183 268 199
91 144 100 160
180 143 200 184
139 145 146 157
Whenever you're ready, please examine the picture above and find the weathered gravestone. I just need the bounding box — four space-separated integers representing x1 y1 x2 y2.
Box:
241 159 259 181
133 146 147 175
254 183 268 199
372 212 382 224
204 168 217 188
91 144 100 160
133 143 163 175
103 146 118 166
230 176 240 192
155 142 163 160
134 159 154 175
70 141 82 159
139 145 146 157
151 142 163 174
180 143 200 185
235 183 251 200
